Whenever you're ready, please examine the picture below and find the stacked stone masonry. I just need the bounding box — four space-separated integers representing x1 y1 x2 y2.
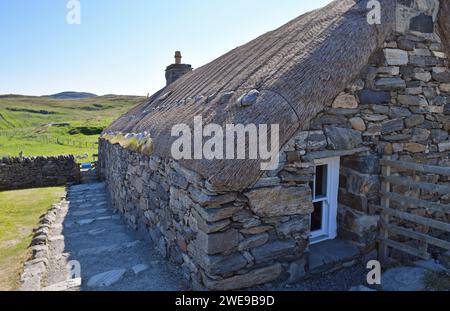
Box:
99 140 314 290
0 156 80 191
99 1 450 290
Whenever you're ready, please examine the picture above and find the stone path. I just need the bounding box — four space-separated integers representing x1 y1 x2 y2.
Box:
44 182 186 291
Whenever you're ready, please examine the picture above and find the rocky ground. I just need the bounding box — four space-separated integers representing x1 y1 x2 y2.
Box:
262 258 450 292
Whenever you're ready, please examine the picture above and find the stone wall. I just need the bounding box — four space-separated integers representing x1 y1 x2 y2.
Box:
99 139 318 290
0 156 80 191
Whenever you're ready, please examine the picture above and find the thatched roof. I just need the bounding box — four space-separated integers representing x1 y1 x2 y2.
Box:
105 0 398 191
438 0 450 57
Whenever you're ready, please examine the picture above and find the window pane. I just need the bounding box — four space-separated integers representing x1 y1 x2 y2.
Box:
311 201 323 232
315 164 328 198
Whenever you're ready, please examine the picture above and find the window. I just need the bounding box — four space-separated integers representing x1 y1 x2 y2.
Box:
310 157 340 244
314 165 328 199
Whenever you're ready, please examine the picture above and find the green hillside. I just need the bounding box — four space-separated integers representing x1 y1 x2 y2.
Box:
0 95 145 162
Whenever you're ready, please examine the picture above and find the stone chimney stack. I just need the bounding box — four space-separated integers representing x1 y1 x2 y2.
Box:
175 51 182 64
165 51 192 86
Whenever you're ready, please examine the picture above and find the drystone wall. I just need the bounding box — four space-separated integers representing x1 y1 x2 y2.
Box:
99 138 325 290
20 196 66 291
0 156 80 191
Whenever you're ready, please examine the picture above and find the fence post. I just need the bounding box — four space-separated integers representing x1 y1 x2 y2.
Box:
413 172 429 256
379 155 392 264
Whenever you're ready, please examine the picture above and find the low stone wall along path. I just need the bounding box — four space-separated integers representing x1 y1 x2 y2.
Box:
43 182 185 291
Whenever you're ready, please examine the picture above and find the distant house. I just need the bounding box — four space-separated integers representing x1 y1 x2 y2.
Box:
99 0 450 290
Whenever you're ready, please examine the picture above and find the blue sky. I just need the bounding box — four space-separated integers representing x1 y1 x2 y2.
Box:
0 0 332 96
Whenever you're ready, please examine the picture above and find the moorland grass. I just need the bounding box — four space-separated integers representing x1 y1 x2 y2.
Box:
0 95 144 162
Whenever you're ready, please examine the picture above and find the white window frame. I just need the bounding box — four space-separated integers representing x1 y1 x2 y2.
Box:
310 157 340 245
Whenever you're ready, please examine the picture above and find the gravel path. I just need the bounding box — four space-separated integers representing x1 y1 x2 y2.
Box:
44 182 186 291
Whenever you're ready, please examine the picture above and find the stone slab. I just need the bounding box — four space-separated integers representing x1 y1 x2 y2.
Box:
382 267 427 291
87 269 126 287
309 240 360 273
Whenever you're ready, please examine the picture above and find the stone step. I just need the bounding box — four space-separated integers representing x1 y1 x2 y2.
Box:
68 189 106 195
64 231 137 251
68 190 106 197
76 240 142 257
70 182 105 190
68 186 105 192
53 223 127 237
65 210 112 221
67 208 109 217
67 201 110 209
67 197 109 204
64 215 121 228
67 193 107 199
308 239 360 274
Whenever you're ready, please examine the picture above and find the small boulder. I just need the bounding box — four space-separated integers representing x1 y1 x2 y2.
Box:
237 90 260 107
332 93 358 109
349 117 366 131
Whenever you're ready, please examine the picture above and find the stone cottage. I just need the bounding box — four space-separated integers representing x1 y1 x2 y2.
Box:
99 0 450 290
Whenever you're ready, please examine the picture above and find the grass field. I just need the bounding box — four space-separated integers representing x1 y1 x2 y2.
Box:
0 94 143 288
0 187 65 290
0 95 144 162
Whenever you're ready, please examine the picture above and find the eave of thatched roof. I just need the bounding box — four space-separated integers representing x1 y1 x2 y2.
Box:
106 0 397 191
438 0 450 57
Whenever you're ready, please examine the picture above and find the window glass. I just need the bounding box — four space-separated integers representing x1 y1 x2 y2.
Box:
311 201 323 231
315 164 328 198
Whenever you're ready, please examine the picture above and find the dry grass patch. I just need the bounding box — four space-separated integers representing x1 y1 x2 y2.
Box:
103 134 153 155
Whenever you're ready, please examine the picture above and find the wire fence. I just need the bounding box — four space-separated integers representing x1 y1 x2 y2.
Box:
0 130 98 149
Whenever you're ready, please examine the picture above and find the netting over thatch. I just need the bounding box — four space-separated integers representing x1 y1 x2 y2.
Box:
105 0 398 191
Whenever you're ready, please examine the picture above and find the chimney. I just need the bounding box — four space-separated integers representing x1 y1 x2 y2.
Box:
165 51 192 86
175 51 182 64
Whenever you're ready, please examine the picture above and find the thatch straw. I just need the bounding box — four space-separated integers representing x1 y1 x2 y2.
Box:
105 0 398 191
438 0 450 57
